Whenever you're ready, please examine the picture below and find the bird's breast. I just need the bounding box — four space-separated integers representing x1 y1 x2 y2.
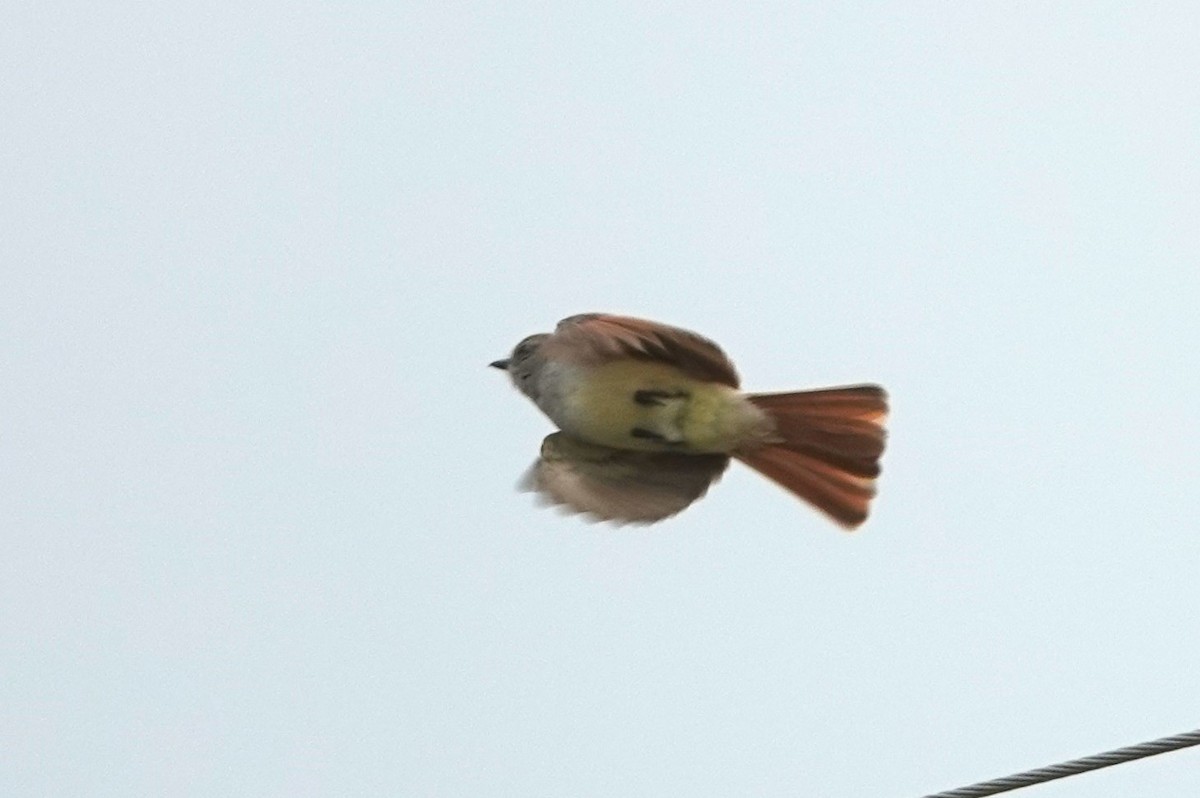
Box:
537 359 768 453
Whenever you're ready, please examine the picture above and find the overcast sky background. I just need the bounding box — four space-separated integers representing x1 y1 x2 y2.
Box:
4 2 1199 796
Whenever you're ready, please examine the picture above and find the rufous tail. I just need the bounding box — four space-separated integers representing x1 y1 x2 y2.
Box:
734 385 888 529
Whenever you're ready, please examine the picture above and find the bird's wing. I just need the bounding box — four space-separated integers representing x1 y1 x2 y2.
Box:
521 433 730 524
546 313 740 387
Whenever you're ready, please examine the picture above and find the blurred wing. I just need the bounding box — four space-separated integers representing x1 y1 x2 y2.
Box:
521 433 730 524
547 313 740 387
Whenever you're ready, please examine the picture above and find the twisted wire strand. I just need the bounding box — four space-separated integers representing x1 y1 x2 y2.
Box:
922 727 1200 798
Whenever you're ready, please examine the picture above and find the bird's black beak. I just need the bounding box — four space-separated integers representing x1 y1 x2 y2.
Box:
489 359 510 370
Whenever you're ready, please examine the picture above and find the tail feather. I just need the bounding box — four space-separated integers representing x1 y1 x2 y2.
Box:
735 446 876 528
735 385 888 528
750 385 887 422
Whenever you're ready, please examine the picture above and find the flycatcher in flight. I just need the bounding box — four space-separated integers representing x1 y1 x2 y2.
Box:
490 313 887 528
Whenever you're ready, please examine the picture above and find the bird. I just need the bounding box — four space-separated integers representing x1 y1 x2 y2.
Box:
490 313 887 528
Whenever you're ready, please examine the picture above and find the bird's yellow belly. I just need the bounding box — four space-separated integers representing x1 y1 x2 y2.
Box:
557 360 755 453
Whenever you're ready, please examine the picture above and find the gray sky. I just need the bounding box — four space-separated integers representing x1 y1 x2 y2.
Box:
4 2 1199 796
